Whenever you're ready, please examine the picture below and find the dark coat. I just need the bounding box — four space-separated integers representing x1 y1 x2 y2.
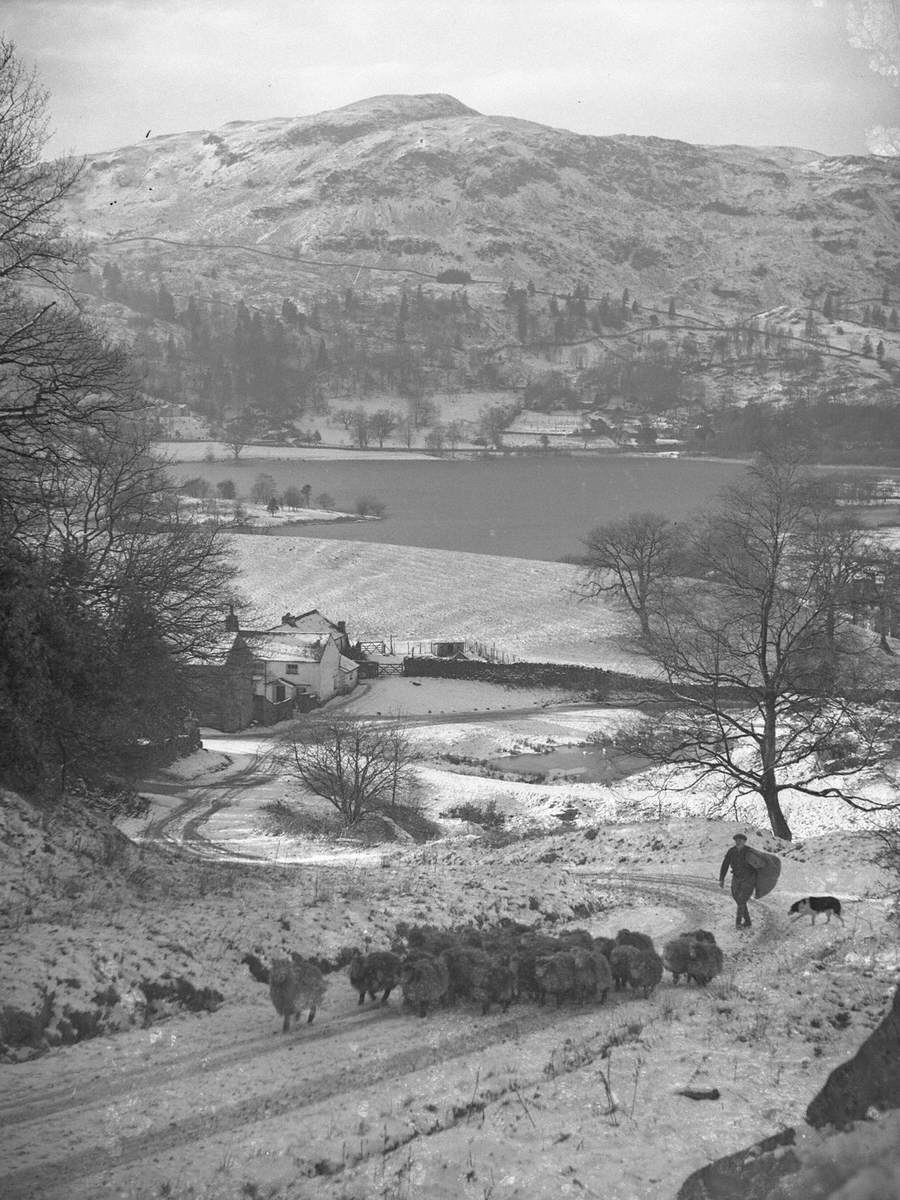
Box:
719 845 757 904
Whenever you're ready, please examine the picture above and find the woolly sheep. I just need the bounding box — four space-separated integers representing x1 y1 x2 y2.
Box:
511 934 562 1002
610 944 663 996
615 928 656 953
558 928 594 951
662 937 693 985
610 944 642 991
685 940 723 986
401 953 449 1018
349 950 403 1006
568 947 604 1002
469 954 516 1015
592 936 616 961
268 955 326 1033
591 948 613 1004
663 933 723 986
629 949 664 997
441 944 515 1010
534 951 578 1006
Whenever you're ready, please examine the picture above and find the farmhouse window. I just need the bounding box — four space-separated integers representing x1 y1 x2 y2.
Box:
286 662 299 674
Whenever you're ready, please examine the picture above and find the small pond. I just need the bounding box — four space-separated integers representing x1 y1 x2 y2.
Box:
487 744 651 783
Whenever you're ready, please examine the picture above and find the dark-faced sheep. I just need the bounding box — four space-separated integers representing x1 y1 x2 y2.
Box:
268 955 326 1033
349 950 403 1006
401 953 449 1018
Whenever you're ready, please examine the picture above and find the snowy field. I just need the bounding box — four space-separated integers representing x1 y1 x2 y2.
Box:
232 534 647 670
155 440 435 462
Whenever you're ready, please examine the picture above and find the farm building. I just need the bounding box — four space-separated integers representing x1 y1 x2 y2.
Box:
502 410 615 449
188 610 360 730
270 609 353 654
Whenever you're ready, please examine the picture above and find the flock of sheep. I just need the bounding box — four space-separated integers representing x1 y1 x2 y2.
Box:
258 924 725 1032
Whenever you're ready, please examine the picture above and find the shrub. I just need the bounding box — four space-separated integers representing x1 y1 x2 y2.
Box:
354 495 386 517
180 476 210 498
443 798 507 829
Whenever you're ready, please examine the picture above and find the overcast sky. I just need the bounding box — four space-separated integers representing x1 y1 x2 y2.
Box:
4 0 899 158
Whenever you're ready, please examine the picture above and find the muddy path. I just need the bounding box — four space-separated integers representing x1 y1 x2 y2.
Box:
139 756 274 858
0 871 778 1200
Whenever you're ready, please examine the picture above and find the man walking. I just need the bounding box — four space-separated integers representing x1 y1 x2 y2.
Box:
719 833 759 929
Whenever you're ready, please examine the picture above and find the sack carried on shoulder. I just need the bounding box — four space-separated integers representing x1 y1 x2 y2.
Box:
744 847 781 899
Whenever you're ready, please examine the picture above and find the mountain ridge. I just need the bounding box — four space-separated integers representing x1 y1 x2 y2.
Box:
60 92 899 312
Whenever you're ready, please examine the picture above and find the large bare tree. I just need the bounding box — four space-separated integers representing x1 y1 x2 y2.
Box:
627 452 900 840
278 714 416 829
579 511 682 637
0 35 82 286
0 38 239 794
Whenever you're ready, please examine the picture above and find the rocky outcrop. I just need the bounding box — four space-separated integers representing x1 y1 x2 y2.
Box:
677 987 900 1199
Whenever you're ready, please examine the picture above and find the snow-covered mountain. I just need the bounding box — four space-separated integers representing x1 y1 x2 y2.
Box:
61 92 900 310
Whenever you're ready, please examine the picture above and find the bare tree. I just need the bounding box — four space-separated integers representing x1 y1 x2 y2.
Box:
578 511 681 637
351 407 369 449
478 403 518 449
368 408 398 448
0 40 240 795
629 452 899 840
250 473 277 503
850 544 900 655
278 715 415 828
0 35 83 287
425 423 446 454
223 413 254 460
444 420 464 456
1 427 239 792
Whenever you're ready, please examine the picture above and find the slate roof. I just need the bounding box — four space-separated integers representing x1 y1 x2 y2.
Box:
271 609 343 636
240 632 327 662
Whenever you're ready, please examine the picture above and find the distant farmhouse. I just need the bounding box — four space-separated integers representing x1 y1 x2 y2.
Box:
503 409 616 449
189 608 360 731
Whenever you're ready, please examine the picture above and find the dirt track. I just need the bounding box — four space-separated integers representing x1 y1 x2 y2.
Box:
0 871 779 1200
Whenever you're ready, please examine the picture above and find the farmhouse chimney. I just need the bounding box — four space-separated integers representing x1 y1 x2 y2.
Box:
224 604 239 632
281 612 297 627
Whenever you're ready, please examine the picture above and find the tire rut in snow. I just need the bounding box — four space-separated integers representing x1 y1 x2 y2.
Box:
0 1002 406 1128
2 870 767 1198
2 999 624 1199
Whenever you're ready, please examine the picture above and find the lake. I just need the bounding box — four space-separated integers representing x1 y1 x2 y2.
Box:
175 454 745 562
